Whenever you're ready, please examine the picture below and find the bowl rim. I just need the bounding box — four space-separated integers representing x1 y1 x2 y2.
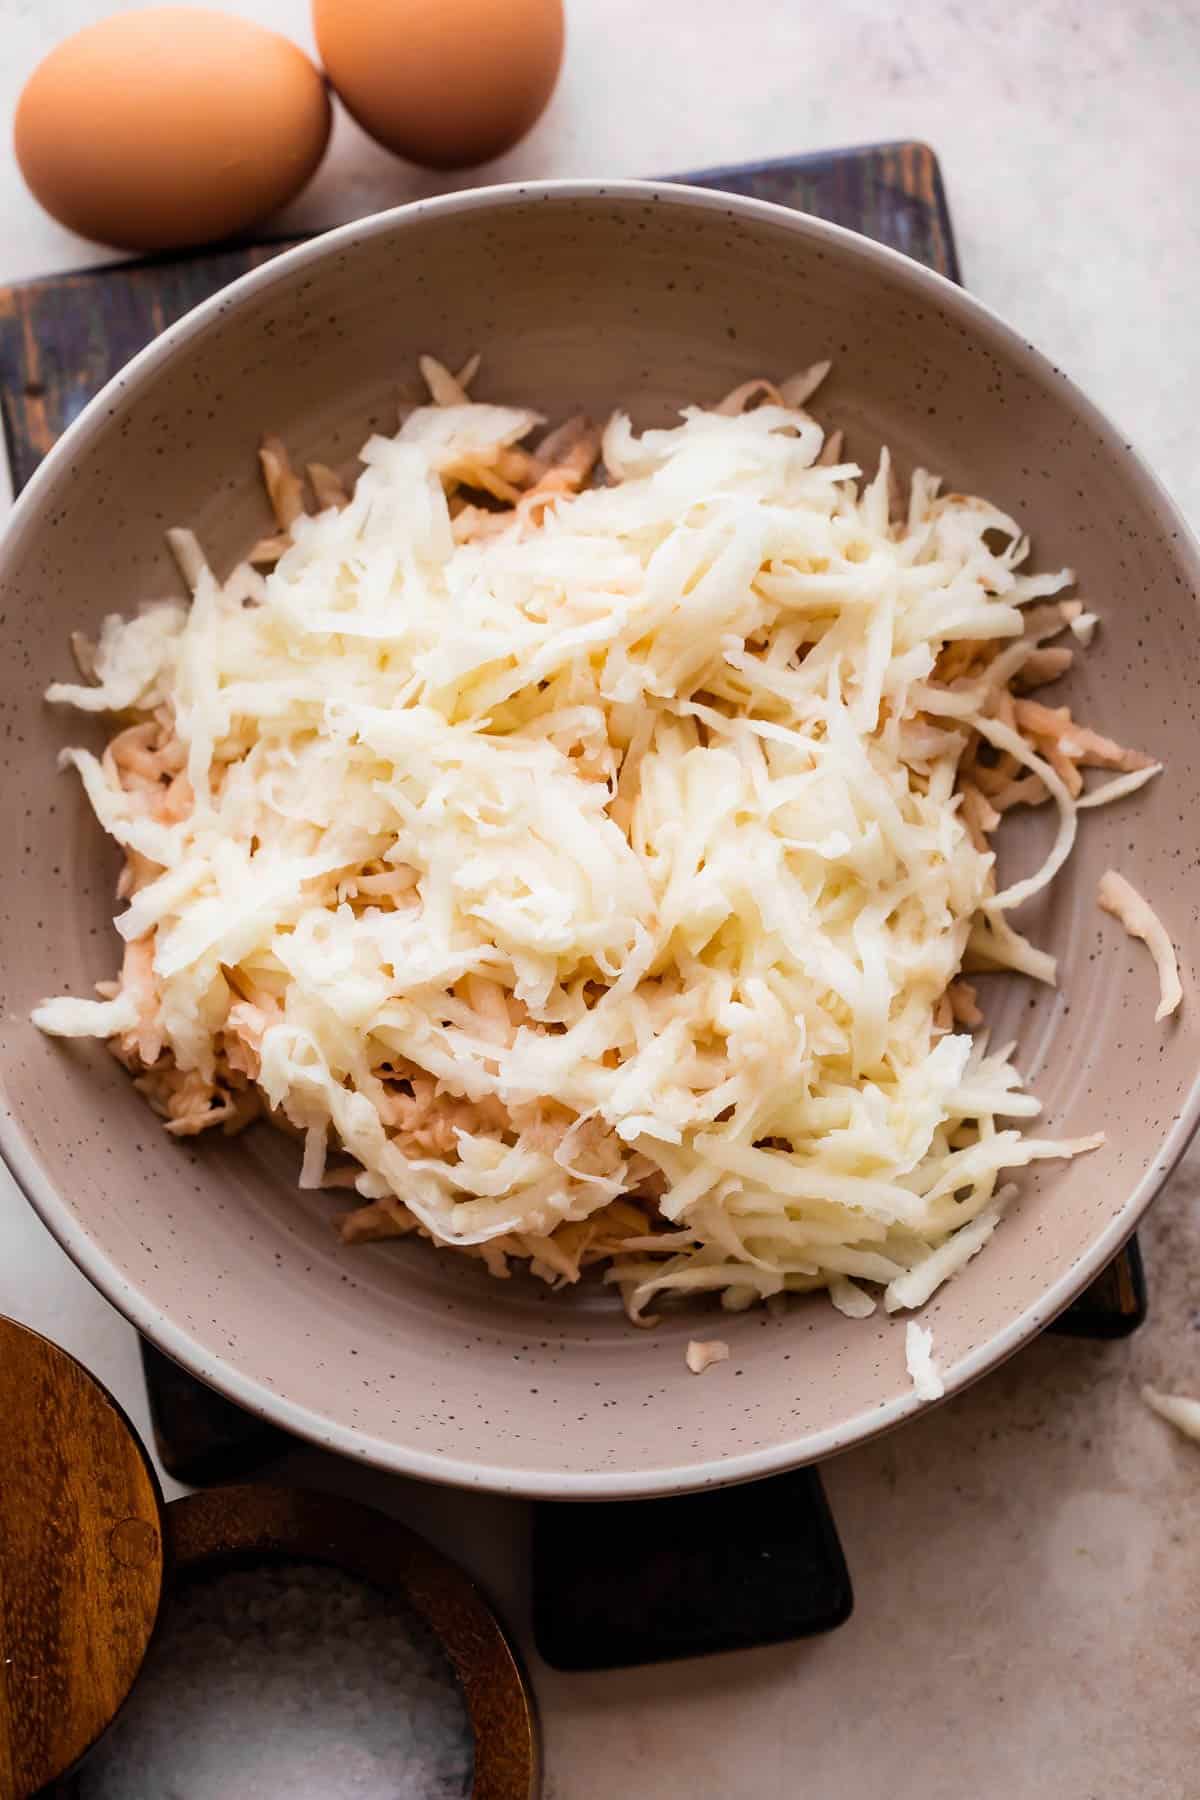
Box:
3 176 1200 1499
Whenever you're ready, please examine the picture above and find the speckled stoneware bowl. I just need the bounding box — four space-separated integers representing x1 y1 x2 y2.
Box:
1 182 1198 1498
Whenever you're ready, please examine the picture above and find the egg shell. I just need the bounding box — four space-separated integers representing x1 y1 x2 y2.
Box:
15 7 331 253
313 0 564 171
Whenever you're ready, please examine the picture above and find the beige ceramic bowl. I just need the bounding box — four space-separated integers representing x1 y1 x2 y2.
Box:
2 183 1198 1498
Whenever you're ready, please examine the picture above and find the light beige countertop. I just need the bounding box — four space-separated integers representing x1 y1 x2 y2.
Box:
1 3 1198 1794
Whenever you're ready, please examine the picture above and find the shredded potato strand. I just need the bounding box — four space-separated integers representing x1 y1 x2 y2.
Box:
1098 870 1181 1022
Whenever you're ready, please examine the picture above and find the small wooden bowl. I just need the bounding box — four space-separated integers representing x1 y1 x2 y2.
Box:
0 1318 537 1799
0 1317 164 1798
159 1484 539 1800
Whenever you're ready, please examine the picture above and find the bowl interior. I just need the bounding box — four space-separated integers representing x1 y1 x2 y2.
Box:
1 184 1198 1496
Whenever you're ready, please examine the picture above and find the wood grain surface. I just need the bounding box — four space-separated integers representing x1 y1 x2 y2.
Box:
0 1318 163 1799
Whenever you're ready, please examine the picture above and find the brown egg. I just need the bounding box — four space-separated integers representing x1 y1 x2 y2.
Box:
15 8 331 253
313 0 564 171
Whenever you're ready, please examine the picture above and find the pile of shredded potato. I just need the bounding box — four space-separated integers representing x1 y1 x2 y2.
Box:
35 357 1165 1324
